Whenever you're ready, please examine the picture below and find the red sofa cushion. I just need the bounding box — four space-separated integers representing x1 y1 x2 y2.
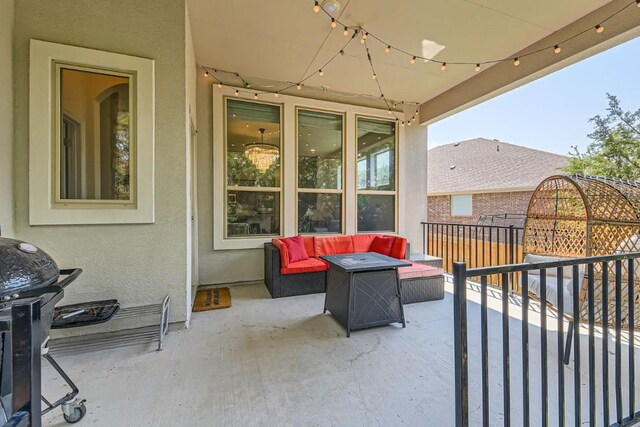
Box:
352 234 380 252
314 235 355 256
281 258 328 275
390 236 407 259
272 238 289 268
369 236 395 256
302 236 315 258
281 236 309 263
399 262 443 280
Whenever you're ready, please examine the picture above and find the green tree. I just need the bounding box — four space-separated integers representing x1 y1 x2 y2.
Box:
562 94 640 181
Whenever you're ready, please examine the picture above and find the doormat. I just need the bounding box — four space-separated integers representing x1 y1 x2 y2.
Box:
192 288 231 312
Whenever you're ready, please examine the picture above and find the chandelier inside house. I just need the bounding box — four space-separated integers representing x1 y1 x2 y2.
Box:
244 128 279 173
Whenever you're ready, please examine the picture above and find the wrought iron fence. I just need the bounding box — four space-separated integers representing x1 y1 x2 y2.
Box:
421 222 525 288
452 252 640 426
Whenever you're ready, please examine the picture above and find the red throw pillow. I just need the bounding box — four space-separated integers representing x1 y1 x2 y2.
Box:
369 236 394 256
281 235 309 263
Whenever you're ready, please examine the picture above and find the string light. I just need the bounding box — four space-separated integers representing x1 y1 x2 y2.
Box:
401 121 405 127
204 70 209 77
372 73 377 80
554 45 562 54
297 83 302 90
319 69 324 76
410 56 416 64
363 32 368 40
440 62 447 71
384 45 391 53
331 18 337 28
388 109 392 115
253 93 258 99
217 82 222 88
595 24 604 33
274 92 279 98
234 89 239 96
637 0 640 8
475 63 481 72
313 1 320 12
513 57 520 66
343 27 349 36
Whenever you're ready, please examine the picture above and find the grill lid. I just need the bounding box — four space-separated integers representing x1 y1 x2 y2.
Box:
0 237 59 296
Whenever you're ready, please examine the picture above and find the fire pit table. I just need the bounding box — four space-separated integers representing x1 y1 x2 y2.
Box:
321 252 411 337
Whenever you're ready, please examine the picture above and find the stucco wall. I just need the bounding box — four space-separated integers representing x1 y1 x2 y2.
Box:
0 0 14 237
427 191 532 225
13 0 190 326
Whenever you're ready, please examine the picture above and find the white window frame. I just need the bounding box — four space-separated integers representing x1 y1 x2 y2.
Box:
29 39 155 225
451 194 473 216
212 86 406 250
295 106 346 235
223 97 283 240
355 115 398 233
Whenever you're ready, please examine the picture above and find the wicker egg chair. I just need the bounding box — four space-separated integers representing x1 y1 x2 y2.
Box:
522 174 640 331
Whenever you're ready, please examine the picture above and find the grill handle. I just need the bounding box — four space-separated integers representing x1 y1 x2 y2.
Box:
58 268 83 289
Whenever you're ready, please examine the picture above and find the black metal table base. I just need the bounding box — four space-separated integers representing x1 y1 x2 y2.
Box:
324 266 405 337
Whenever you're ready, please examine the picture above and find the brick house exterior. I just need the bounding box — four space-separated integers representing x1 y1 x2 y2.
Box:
427 191 533 225
427 138 568 225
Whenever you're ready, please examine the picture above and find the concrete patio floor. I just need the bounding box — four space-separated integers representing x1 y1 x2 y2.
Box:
41 280 639 426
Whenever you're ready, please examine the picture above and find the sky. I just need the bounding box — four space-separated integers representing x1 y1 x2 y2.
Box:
428 36 640 156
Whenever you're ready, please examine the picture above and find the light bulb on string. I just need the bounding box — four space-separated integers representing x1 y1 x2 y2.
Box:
475 63 481 72
331 18 337 28
410 56 417 64
297 83 302 90
554 45 561 54
440 62 447 71
384 45 391 53
388 110 392 115
234 89 239 96
401 121 405 127
343 27 349 36
313 1 320 12
513 57 520 66
217 82 222 88
319 69 324 76
274 92 279 98
372 73 377 80
204 69 209 77
595 24 604 33
252 93 257 99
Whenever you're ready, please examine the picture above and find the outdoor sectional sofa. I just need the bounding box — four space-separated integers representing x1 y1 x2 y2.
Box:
264 234 444 304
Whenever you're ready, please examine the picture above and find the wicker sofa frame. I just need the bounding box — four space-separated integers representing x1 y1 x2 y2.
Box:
264 242 444 303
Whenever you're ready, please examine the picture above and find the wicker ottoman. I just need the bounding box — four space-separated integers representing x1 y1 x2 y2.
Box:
399 260 445 304
400 275 445 304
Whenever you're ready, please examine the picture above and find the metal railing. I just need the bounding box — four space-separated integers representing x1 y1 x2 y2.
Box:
421 221 524 288
453 253 640 426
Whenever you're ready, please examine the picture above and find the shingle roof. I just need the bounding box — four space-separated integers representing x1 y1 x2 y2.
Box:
427 138 568 195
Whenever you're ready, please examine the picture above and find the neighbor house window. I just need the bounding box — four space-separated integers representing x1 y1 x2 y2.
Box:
225 98 282 238
296 108 344 234
451 194 473 216
356 116 397 232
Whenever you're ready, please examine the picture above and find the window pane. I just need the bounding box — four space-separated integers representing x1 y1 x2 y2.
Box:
226 99 281 187
357 194 395 232
59 67 131 200
357 117 396 191
298 193 342 234
297 109 343 189
451 194 473 216
227 191 280 237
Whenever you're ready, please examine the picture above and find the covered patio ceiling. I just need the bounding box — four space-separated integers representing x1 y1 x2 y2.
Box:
187 0 639 118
